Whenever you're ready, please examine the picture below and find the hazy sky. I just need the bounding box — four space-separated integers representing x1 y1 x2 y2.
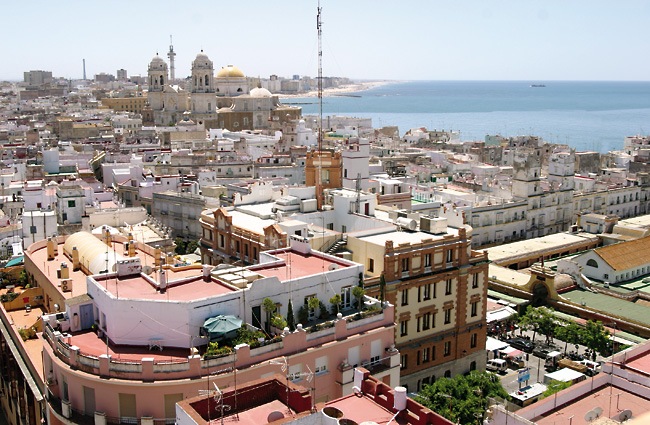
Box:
4 1 649 82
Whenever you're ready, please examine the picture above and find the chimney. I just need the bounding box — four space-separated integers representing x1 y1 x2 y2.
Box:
60 262 69 279
202 264 212 281
71 247 80 270
47 237 58 260
159 270 167 293
103 226 112 246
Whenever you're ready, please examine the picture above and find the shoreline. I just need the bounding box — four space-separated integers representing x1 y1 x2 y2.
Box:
279 80 394 99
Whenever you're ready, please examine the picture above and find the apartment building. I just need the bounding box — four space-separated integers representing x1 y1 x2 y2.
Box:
16 231 400 423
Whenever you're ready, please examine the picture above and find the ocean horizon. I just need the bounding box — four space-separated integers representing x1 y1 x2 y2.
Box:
287 80 650 154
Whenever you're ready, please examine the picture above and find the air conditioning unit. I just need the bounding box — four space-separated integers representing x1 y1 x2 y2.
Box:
61 279 72 293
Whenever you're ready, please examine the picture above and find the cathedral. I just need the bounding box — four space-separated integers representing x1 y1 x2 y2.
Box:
144 50 301 130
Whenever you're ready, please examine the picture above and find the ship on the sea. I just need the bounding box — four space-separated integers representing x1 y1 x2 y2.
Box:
530 84 546 87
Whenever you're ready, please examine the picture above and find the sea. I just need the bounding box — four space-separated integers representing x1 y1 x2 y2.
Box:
286 81 650 154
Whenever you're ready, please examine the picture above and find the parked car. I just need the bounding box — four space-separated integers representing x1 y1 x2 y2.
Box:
533 344 557 359
486 358 508 373
506 338 535 353
578 359 601 376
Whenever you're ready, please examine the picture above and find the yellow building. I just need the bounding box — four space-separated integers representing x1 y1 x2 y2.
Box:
101 96 148 114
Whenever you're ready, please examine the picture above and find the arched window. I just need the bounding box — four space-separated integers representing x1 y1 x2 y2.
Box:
160 76 164 85
586 259 598 268
205 75 209 86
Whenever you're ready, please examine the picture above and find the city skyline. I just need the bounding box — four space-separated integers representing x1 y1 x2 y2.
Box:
3 0 650 82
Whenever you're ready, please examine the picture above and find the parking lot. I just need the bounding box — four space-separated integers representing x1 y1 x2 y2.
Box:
489 328 605 396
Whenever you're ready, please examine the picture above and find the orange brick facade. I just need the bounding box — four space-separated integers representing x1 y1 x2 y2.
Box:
365 227 489 392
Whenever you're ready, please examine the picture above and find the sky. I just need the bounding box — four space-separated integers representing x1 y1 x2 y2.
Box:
3 0 650 82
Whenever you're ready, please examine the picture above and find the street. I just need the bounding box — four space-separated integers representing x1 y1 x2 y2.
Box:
492 327 607 395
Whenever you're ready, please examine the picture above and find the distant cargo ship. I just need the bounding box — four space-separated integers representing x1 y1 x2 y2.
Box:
530 84 546 87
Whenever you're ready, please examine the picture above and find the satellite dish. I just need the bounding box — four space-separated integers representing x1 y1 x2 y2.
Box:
618 410 632 422
328 263 339 271
267 411 285 422
142 265 153 275
584 409 597 422
593 407 603 417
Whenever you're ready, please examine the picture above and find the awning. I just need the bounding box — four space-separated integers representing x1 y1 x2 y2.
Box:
5 256 24 267
506 349 523 359
201 315 243 342
487 306 517 323
486 336 509 352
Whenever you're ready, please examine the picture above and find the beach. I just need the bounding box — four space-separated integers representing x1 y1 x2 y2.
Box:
280 80 392 98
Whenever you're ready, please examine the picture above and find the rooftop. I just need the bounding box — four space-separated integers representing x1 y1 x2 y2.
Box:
252 250 351 282
94 271 236 301
486 232 599 264
359 229 457 247
594 235 650 271
561 289 650 326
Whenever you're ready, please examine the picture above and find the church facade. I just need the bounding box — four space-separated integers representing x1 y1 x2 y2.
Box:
145 51 301 130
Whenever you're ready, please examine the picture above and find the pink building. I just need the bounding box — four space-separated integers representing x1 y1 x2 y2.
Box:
23 231 400 424
176 368 454 425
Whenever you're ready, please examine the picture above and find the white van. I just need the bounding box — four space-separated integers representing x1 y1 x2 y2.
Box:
487 358 508 373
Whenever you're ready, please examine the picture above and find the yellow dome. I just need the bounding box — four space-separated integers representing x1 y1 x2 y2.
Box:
217 64 245 78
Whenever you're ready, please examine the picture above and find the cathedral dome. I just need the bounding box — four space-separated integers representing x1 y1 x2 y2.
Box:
149 55 167 70
250 87 272 98
192 51 213 69
216 65 245 78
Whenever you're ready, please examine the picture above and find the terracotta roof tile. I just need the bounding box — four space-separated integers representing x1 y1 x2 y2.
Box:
595 235 650 271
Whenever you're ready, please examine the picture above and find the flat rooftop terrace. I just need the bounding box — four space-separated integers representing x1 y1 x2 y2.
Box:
252 251 350 282
528 385 650 425
95 272 236 301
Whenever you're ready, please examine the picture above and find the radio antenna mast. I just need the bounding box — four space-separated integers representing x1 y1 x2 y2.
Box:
316 0 324 209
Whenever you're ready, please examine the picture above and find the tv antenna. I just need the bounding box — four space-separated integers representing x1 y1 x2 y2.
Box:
198 382 231 425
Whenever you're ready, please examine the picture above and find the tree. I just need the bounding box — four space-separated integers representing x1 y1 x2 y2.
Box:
416 371 509 424
554 321 582 355
262 297 276 332
186 240 199 255
581 320 610 360
518 306 555 343
329 294 342 315
542 380 571 398
352 286 365 314
286 299 295 331
174 238 187 255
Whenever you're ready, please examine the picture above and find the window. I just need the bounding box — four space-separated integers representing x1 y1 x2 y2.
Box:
368 258 374 273
433 282 437 298
471 301 478 317
400 354 407 370
30 226 37 234
423 283 431 300
416 316 420 332
400 320 408 337
431 346 436 360
470 333 478 348
444 370 451 378
444 309 451 324
401 289 408 306
341 286 352 309
402 258 410 272
67 200 75 208
424 253 431 267
446 250 453 263
315 356 328 374
423 347 430 363
422 312 431 330
445 279 452 295
472 274 479 289
586 259 598 268
444 341 451 356
416 350 421 365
